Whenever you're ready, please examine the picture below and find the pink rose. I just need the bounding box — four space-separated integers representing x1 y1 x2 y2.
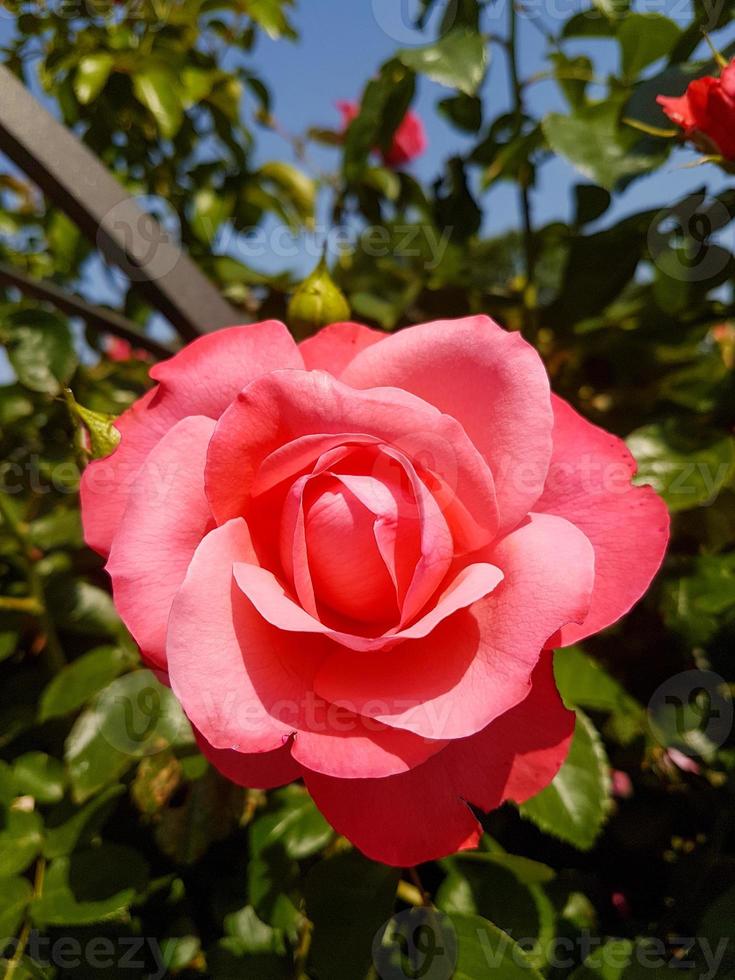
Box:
80 317 668 866
657 59 735 160
336 100 427 167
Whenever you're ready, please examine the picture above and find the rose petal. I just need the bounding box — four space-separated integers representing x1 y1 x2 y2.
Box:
167 518 324 753
304 653 572 866
205 369 499 544
300 321 386 376
535 395 669 646
313 513 594 738
195 728 301 789
290 712 447 779
233 559 502 653
340 315 553 532
81 321 302 557
105 415 216 670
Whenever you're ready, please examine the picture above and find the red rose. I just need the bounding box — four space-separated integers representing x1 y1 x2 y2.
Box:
337 100 427 167
104 336 153 363
80 317 668 865
657 59 735 160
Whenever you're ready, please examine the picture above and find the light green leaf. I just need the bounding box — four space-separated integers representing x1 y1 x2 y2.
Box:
74 52 114 104
133 68 184 138
520 711 611 850
450 912 545 978
398 29 488 96
191 187 234 244
542 101 666 189
13 752 66 805
5 311 77 395
250 784 333 861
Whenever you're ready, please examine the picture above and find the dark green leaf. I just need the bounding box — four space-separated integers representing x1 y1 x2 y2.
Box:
305 852 399 980
0 876 33 944
30 844 149 926
618 15 681 81
0 807 43 876
520 711 611 850
39 645 132 722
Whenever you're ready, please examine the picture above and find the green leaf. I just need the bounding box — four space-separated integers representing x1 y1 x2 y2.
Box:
0 631 18 665
223 905 286 955
343 60 416 179
5 311 77 395
39 645 131 722
661 552 735 646
0 876 33 944
250 784 333 861
45 580 124 639
133 68 184 139
554 647 645 718
438 93 483 131
258 162 316 229
520 711 611 850
43 784 126 858
627 423 735 512
449 912 545 978
13 752 66 805
570 938 669 977
191 187 235 244
65 670 190 802
618 14 680 81
438 851 555 971
542 101 667 190
0 807 43 876
28 507 83 552
30 844 148 926
245 0 297 40
305 852 399 980
74 52 114 104
398 29 488 96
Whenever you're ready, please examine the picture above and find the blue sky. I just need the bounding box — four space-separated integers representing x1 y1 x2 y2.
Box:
0 0 734 345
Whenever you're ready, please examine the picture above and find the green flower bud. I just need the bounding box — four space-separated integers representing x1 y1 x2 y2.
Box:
64 388 120 460
287 257 351 339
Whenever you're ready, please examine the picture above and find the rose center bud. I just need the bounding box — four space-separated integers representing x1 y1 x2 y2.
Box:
302 475 403 626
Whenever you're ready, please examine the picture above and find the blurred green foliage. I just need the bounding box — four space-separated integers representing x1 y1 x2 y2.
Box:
1 0 735 977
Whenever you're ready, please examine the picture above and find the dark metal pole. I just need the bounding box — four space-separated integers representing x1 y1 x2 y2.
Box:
0 65 238 340
0 262 173 360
